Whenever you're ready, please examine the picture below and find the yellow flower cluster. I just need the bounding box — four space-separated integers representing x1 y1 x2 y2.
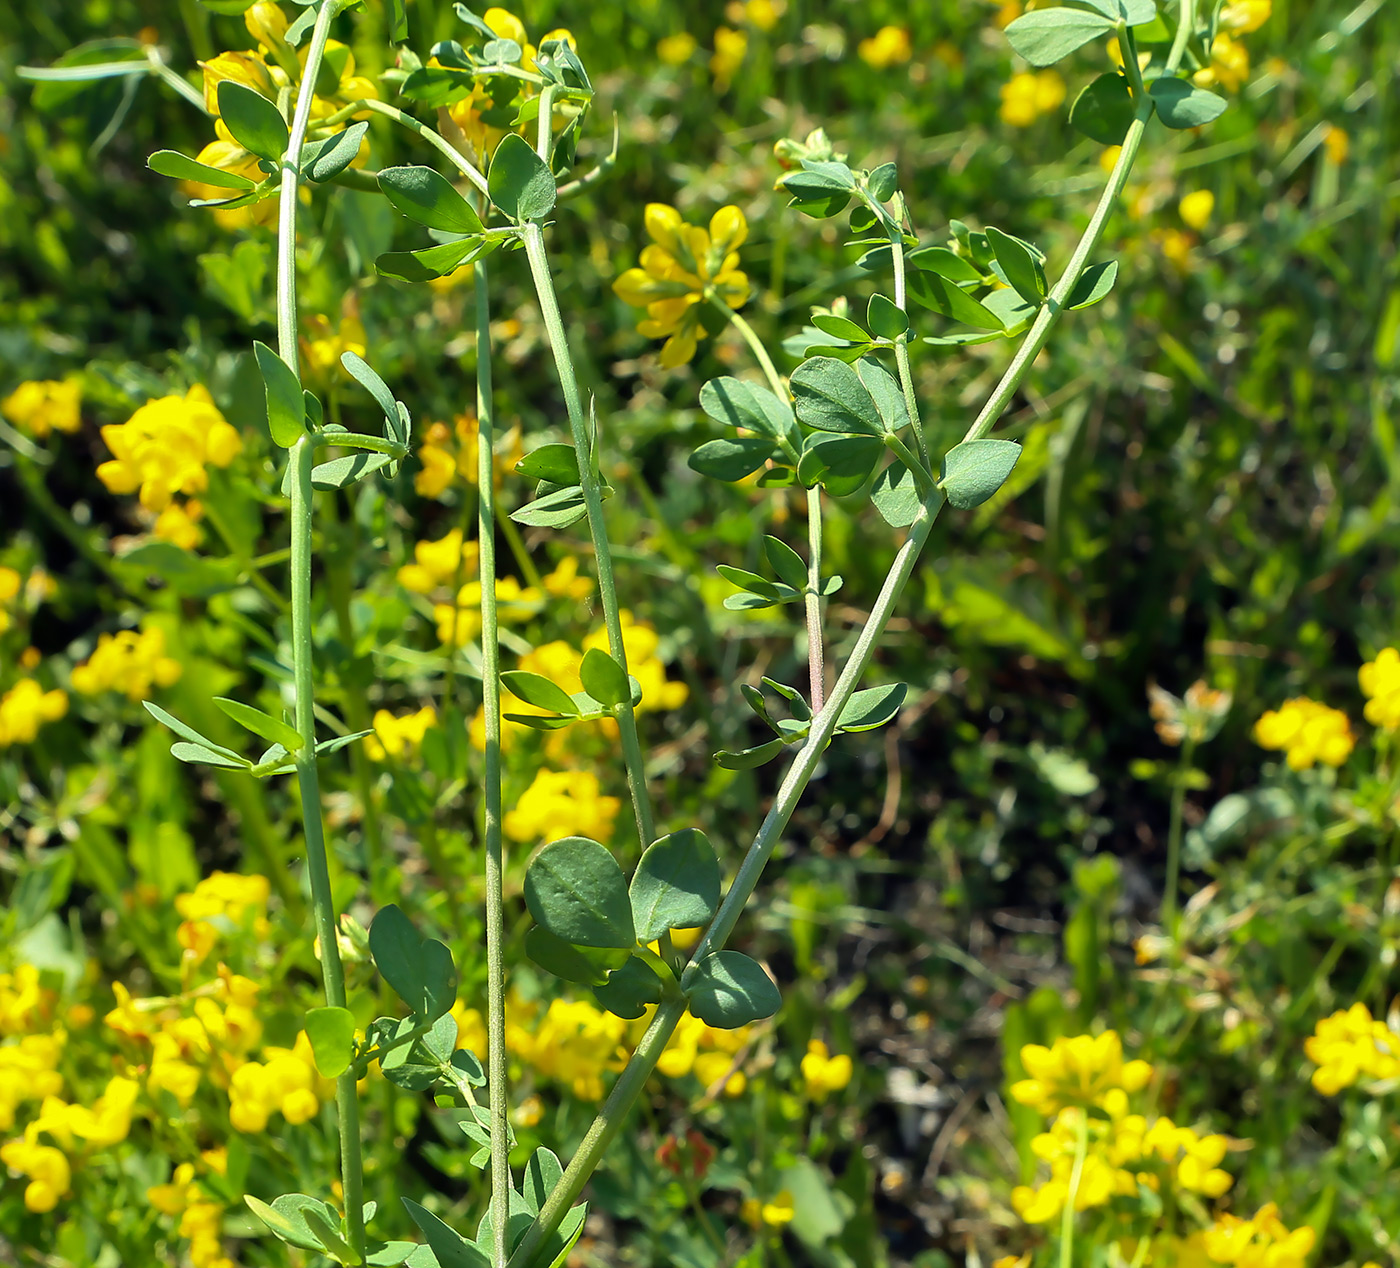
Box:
398 528 480 596
0 1138 71 1213
365 706 438 762
742 1190 795 1228
175 871 272 963
1203 1203 1315 1268
71 626 182 699
801 1040 853 1099
0 566 17 634
857 26 912 70
1010 1031 1153 1114
614 203 750 368
1358 647 1400 729
414 414 524 499
435 577 543 647
710 27 747 93
1304 1002 1400 1095
148 1154 235 1268
300 313 366 386
0 1034 64 1133
1192 2 1270 98
95 386 242 514
0 965 56 1036
229 1032 330 1131
1 378 82 437
503 769 621 844
1000 70 1066 127
0 678 68 747
1179 189 1216 232
1252 697 1354 770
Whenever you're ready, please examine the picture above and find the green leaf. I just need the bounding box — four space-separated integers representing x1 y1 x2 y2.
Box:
368 1243 419 1266
866 161 898 202
516 443 580 484
906 272 1004 330
304 1006 357 1078
400 65 476 107
854 356 910 434
698 377 798 447
688 437 777 482
811 313 869 344
796 434 883 497
510 484 589 529
386 0 409 41
340 351 403 443
375 236 489 283
939 438 1023 510
378 165 484 234
499 671 579 716
369 904 458 1021
714 738 784 770
837 683 908 733
986 227 1046 306
686 951 782 1028
245 1195 323 1252
1069 72 1138 145
525 926 628 986
909 246 982 283
630 829 721 943
253 341 306 448
579 648 629 708
170 741 250 770
1149 78 1228 128
304 121 369 182
764 536 809 592
213 695 303 753
403 1200 491 1268
537 1205 588 1268
866 294 908 339
1004 8 1115 67
311 452 394 490
148 149 256 189
871 461 921 528
592 956 663 1019
216 80 288 163
790 356 886 436
524 837 635 949
523 1149 563 1216
981 287 1038 333
1076 0 1158 25
1067 260 1119 310
142 702 244 763
488 132 557 221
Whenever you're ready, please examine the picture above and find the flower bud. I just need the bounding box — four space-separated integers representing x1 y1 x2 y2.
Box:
244 2 289 50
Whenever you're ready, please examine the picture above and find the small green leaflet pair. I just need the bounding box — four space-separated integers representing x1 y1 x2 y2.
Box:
500 643 635 731
1004 2 1227 145
142 700 367 779
523 830 782 1029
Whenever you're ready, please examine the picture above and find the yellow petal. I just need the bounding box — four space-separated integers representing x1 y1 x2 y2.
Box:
709 205 747 255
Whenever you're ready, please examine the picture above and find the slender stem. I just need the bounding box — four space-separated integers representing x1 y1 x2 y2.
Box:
1058 1111 1090 1268
715 301 785 403
275 4 365 1256
1162 736 1196 932
535 84 557 162
474 255 511 1268
888 231 931 469
145 46 208 112
521 222 656 848
324 99 491 197
804 488 825 712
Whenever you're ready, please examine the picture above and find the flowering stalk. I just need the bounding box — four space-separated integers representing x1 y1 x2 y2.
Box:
520 221 657 847
274 0 366 1258
510 6 1201 1260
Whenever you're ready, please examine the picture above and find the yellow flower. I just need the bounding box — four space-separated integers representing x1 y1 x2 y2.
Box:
1 378 81 437
243 2 289 50
0 678 68 747
1252 697 1354 770
175 871 271 925
658 32 698 65
200 49 275 115
999 70 1066 127
801 1040 853 1098
299 313 366 385
541 556 594 601
857 26 912 70
96 385 242 512
434 576 542 646
1194 33 1249 92
1010 1031 1152 1115
398 528 480 595
710 27 748 93
502 768 621 844
153 499 204 551
229 1032 328 1132
1358 647 1400 728
183 125 277 230
71 626 182 699
614 203 750 368
727 0 784 30
1322 124 1349 164
0 1139 71 1213
1203 1204 1314 1268
1219 0 1271 34
742 1190 795 1228
365 706 438 762
1179 189 1216 231
1304 1002 1400 1094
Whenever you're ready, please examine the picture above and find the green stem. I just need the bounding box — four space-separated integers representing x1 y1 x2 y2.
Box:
325 99 490 197
1058 1111 1090 1268
887 228 931 469
1162 736 1196 931
495 501 543 590
474 253 511 1268
275 3 365 1258
804 488 825 712
521 222 656 848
